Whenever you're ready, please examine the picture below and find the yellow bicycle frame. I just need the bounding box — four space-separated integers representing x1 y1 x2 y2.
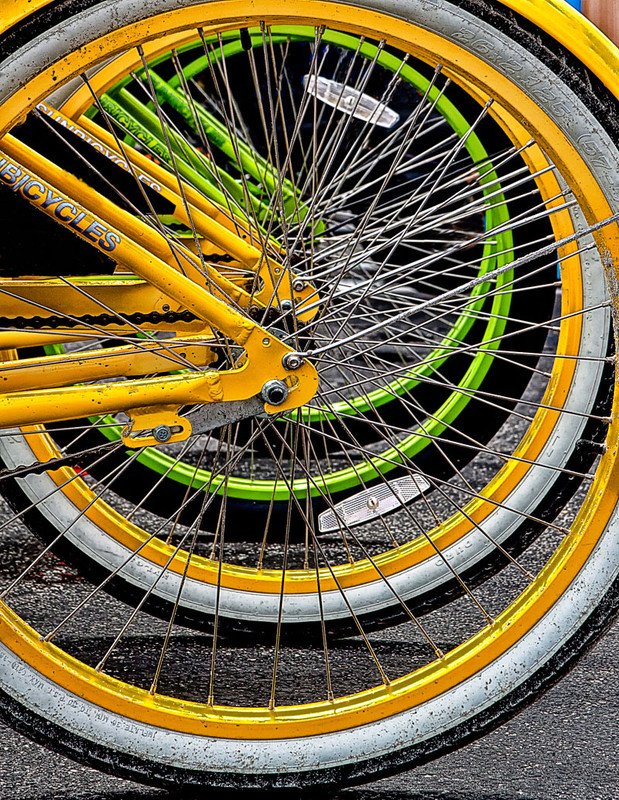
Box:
0 131 320 442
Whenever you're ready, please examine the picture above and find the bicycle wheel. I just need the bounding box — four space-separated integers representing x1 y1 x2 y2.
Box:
0 0 619 790
40 23 529 529
0 4 583 634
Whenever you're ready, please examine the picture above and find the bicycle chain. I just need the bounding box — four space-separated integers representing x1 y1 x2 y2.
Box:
0 441 120 483
0 309 198 330
0 298 253 478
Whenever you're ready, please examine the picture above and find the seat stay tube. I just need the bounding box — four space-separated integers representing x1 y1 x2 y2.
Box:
34 102 316 313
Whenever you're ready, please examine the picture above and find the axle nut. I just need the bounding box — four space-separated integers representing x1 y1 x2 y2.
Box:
261 379 289 406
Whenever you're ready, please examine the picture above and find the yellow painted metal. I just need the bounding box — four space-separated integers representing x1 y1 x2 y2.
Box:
0 144 318 342
0 144 320 426
0 337 315 425
0 146 239 332
122 404 192 446
31 98 317 315
41 104 264 262
3 109 316 317
60 107 317 316
0 372 222 427
0 323 210 350
1 0 55 31
0 338 215 392
0 278 188 319
0 0 618 743
1 134 254 309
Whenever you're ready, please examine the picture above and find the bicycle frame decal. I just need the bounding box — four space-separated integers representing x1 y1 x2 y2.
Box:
37 101 163 192
0 155 121 252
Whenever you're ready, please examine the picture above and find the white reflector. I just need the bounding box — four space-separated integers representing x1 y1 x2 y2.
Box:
303 74 400 129
318 475 431 533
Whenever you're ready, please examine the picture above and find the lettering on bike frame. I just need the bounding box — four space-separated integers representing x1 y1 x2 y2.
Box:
0 155 121 252
36 101 163 193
